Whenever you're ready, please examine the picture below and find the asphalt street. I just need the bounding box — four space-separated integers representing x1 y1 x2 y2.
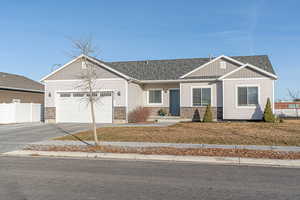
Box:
0 156 299 200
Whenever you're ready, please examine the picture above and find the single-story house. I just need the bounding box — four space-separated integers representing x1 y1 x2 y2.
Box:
0 72 44 104
41 54 277 123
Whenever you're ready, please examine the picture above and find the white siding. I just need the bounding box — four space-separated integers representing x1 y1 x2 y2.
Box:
128 82 143 112
223 79 274 120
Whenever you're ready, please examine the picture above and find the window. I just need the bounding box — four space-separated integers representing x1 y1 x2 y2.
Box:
288 104 300 109
82 61 87 69
192 88 211 106
87 92 98 97
100 91 112 97
237 87 258 106
148 90 162 104
220 61 226 69
73 92 85 97
12 99 21 103
60 93 71 97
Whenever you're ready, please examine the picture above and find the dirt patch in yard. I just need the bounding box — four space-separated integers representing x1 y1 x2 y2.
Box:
55 120 300 146
24 145 300 160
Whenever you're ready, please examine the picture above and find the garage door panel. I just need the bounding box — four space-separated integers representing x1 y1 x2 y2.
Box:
57 92 113 123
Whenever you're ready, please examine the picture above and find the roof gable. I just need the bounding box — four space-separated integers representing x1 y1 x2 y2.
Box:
45 57 121 80
41 55 130 81
225 66 269 79
218 63 278 80
185 57 241 78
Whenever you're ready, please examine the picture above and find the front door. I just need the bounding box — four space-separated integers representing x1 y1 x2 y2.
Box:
169 89 180 116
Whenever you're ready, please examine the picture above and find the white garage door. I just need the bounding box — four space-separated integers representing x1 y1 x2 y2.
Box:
56 91 113 123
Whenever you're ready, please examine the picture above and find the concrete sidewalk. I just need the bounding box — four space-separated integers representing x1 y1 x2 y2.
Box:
31 140 300 152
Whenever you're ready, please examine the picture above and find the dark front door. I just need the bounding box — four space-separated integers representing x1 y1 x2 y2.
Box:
169 89 180 116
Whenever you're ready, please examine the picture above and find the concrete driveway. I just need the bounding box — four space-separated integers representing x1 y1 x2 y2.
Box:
0 123 102 153
0 122 174 153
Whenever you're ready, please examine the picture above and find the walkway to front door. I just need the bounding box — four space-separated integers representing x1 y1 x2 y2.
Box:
169 89 180 116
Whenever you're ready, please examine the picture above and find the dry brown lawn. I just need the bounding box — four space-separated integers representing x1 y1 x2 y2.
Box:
55 120 300 146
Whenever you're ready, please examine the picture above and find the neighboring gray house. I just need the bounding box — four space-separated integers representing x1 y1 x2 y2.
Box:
41 54 277 123
0 72 44 104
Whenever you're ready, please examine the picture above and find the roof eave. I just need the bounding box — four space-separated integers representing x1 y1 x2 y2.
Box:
139 79 218 83
0 86 44 93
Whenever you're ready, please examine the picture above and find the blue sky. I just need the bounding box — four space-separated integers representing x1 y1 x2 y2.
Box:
0 0 299 100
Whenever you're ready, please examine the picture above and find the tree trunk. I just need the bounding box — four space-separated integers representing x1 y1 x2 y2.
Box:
88 71 99 146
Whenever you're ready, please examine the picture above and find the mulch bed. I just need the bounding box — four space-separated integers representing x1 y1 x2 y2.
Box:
24 145 300 160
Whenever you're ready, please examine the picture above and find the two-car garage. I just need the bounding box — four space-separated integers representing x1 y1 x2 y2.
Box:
56 91 113 123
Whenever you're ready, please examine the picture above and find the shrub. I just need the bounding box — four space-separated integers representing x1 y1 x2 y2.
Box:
128 107 150 123
274 115 284 123
158 109 167 116
192 109 201 122
202 104 213 122
263 98 275 122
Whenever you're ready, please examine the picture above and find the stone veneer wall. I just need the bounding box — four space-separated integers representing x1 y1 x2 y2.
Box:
45 107 56 123
114 106 127 121
145 107 169 116
180 107 223 120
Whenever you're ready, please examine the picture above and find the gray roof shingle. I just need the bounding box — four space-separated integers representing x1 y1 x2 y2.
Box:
96 55 275 80
0 72 44 92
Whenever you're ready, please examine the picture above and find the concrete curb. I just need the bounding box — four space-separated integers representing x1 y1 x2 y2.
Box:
3 150 300 168
31 141 300 152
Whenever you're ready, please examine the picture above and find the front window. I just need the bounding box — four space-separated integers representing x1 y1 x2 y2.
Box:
237 87 258 106
148 90 162 104
192 88 211 106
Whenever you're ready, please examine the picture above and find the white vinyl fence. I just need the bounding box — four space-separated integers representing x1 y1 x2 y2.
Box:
0 103 42 124
275 109 300 118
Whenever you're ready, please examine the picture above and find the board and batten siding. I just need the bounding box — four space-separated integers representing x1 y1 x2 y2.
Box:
180 81 222 107
186 58 240 78
223 79 274 120
44 79 127 108
46 58 120 80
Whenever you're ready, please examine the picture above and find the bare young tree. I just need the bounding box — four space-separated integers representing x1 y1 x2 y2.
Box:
69 36 101 145
287 89 300 119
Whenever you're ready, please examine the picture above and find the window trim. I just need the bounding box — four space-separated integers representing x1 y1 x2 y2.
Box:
147 88 163 105
191 86 213 107
235 84 260 108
